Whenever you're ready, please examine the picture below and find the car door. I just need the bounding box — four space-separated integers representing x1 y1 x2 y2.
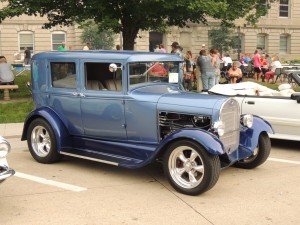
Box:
235 95 300 140
80 61 127 140
48 61 84 135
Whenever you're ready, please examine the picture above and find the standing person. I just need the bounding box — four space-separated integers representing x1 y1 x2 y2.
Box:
0 56 14 84
222 54 233 71
260 54 269 82
253 49 262 81
210 48 221 85
170 42 183 57
83 42 91 50
154 44 160 52
159 44 166 53
183 50 193 91
197 49 215 91
23 47 31 65
57 42 67 51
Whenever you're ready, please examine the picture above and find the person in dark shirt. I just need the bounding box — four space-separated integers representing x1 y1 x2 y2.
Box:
24 47 31 65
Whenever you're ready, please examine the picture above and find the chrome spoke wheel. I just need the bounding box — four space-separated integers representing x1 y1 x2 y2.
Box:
31 125 51 157
164 140 221 195
168 146 204 189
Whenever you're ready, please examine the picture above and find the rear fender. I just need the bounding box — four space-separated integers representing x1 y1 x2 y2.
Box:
22 107 71 151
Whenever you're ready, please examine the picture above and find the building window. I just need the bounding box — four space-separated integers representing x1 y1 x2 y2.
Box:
52 32 66 50
279 0 289 17
19 31 34 52
257 34 267 52
280 35 288 54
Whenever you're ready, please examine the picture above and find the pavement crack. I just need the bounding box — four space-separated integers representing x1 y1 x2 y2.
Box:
149 175 214 225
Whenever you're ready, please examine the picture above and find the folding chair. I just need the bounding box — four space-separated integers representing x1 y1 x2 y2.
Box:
274 68 283 83
288 72 300 88
246 64 254 78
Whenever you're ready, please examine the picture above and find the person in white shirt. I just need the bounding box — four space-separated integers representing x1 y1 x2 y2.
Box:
83 42 91 50
0 56 14 84
265 56 283 83
222 54 233 70
154 44 160 52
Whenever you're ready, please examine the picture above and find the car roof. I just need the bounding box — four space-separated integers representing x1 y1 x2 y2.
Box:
32 50 184 63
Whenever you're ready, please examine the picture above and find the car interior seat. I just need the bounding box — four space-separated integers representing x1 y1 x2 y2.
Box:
86 80 106 90
104 79 122 91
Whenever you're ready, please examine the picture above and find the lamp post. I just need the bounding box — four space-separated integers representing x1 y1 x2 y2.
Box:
237 26 241 61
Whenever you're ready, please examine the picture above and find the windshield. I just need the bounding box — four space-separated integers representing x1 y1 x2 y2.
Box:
129 61 183 89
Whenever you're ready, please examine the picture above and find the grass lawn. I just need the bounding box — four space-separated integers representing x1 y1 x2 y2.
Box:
1 70 299 123
0 70 33 123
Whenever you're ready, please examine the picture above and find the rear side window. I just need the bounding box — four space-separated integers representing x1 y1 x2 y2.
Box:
51 62 76 88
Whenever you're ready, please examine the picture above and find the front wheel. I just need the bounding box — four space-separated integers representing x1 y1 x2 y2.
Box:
27 118 61 164
163 140 220 196
234 132 271 169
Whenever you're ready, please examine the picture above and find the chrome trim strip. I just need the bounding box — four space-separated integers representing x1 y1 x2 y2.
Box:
0 167 15 181
60 152 119 166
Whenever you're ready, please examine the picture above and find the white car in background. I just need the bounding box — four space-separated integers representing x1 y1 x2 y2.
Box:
0 136 15 183
209 82 300 141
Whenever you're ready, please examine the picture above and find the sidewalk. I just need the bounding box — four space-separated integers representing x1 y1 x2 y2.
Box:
0 123 23 137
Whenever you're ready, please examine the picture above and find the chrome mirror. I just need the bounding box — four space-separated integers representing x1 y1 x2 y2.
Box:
109 63 118 72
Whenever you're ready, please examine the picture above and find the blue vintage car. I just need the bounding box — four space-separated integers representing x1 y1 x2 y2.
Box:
22 50 273 195
0 136 15 183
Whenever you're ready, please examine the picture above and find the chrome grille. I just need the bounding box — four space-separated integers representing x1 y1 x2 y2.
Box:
219 98 240 153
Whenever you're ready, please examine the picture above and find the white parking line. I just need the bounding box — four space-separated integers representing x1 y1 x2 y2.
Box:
268 157 300 165
15 172 87 192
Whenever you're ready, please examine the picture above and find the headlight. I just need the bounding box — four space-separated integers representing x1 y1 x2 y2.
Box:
213 121 225 137
0 137 11 158
242 114 253 128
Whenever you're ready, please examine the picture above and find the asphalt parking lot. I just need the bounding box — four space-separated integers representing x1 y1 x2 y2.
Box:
1 123 300 225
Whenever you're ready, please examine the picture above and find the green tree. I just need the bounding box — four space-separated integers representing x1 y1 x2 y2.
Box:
80 21 116 50
0 0 273 50
209 26 238 56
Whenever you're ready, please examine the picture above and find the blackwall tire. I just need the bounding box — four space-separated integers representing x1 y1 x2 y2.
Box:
163 139 220 196
234 132 271 169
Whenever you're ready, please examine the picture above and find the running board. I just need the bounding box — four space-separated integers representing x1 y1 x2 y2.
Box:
60 149 142 167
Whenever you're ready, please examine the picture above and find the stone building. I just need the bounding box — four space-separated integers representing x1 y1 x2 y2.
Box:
0 0 299 63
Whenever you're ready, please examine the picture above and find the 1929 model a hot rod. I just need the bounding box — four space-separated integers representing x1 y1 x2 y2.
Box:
22 51 273 195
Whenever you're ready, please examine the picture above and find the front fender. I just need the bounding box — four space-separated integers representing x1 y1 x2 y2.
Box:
157 128 226 155
22 107 71 151
229 115 274 161
240 115 274 150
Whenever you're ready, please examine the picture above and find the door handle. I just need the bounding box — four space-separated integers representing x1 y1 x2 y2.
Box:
245 101 255 105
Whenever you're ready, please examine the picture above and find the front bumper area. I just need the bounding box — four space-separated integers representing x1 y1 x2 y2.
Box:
0 159 15 183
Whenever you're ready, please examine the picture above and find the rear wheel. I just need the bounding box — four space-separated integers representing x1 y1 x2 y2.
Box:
234 132 271 169
27 118 61 164
163 140 220 195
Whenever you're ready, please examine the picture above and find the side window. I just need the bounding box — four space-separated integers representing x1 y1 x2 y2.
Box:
84 62 122 91
52 32 66 50
51 62 76 88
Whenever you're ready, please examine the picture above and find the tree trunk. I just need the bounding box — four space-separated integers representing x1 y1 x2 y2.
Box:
122 26 139 50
